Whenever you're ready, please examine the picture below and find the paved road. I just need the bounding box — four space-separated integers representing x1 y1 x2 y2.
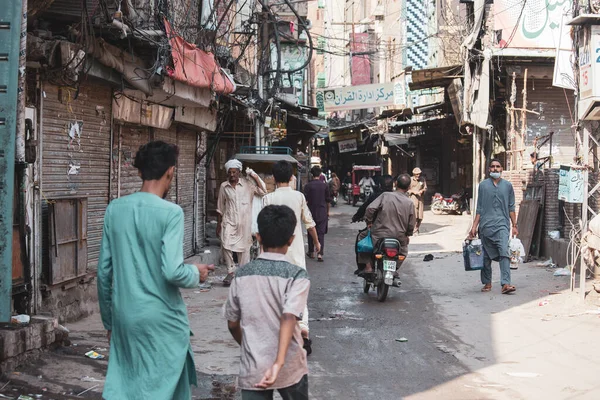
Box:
305 204 475 399
6 202 600 400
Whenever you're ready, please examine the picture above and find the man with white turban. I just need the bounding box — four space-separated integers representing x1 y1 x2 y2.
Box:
217 159 267 286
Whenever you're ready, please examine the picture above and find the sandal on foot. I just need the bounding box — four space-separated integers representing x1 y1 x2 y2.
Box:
306 252 315 259
317 255 324 262
481 284 492 292
501 284 516 294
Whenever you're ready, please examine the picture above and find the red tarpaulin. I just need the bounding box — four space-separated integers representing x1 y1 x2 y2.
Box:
164 19 235 94
351 33 371 86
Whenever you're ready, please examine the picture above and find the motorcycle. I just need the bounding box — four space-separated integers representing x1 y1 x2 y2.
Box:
356 232 406 302
431 190 470 215
352 185 372 206
331 193 338 207
342 182 353 204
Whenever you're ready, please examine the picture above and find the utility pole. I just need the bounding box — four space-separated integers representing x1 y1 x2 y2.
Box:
256 8 270 151
0 0 24 322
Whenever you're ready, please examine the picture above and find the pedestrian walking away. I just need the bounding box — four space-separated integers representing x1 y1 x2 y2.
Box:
263 160 320 355
304 166 331 262
225 205 310 400
217 159 267 286
97 141 215 400
468 158 518 294
408 167 427 234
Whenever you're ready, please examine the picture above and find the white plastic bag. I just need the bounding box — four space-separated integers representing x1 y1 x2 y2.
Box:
509 237 526 269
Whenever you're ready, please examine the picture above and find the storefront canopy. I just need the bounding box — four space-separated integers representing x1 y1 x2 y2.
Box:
409 65 463 91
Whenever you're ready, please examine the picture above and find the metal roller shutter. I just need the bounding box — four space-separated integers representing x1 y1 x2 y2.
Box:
41 82 111 270
177 128 197 258
514 79 576 165
154 126 197 257
113 124 150 199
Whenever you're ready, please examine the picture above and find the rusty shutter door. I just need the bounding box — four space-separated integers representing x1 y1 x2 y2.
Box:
42 82 111 272
154 127 195 257
112 124 150 199
177 128 197 257
514 79 576 165
153 127 178 203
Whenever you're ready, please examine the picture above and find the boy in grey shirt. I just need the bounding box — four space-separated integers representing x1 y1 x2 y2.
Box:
225 205 310 399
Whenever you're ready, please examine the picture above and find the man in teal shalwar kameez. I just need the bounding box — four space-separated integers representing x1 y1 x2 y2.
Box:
97 141 214 399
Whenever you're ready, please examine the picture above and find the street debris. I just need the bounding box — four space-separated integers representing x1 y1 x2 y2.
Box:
17 396 34 400
538 258 556 268
395 337 408 342
539 299 550 306
423 254 434 262
11 315 30 325
0 395 13 399
84 350 105 360
81 376 104 383
569 308 600 317
77 385 99 396
309 313 363 322
435 344 453 353
506 372 541 378
553 267 571 276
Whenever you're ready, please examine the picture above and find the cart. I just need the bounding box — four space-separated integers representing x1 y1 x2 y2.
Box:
351 165 382 206
232 146 300 259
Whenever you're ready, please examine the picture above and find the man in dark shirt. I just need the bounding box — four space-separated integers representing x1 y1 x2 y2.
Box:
304 166 331 262
352 175 394 223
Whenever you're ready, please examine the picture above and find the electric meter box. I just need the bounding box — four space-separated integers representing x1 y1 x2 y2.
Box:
558 165 584 203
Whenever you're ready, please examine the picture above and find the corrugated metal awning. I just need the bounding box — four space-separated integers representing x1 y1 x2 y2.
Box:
233 154 299 164
409 65 463 91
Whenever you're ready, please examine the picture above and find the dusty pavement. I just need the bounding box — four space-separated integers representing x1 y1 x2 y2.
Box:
2 204 600 399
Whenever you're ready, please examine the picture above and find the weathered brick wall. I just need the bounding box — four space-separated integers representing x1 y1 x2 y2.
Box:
543 169 561 233
504 169 600 240
503 169 562 237
502 170 529 216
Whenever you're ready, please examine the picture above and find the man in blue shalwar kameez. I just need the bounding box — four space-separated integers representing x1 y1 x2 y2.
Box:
469 158 518 294
97 141 214 399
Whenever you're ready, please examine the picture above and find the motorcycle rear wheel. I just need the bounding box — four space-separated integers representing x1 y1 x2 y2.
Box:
377 281 389 302
376 268 388 302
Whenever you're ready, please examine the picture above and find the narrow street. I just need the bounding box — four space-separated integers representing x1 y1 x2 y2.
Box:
2 204 600 399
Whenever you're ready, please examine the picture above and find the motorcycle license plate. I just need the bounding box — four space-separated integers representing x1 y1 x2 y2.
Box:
383 260 397 272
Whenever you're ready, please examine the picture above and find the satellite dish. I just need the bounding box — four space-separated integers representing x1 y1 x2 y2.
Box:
304 19 312 30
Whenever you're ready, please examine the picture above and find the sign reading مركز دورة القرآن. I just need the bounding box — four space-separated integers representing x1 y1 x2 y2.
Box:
317 82 405 112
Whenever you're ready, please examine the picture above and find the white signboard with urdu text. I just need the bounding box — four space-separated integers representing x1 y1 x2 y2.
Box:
558 165 584 203
338 139 358 153
318 83 402 112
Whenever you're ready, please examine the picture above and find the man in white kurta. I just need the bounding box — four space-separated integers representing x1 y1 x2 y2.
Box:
262 161 320 351
217 159 266 286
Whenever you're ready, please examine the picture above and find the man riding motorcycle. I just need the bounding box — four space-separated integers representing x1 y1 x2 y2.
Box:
352 175 394 223
355 174 415 286
358 173 375 197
